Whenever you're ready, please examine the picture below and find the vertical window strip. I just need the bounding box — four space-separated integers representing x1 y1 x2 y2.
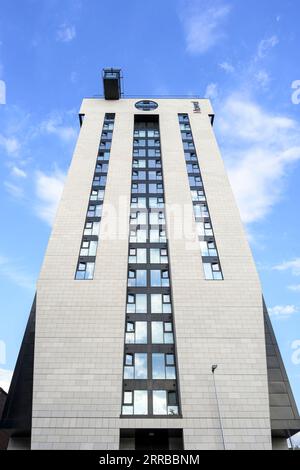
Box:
178 114 223 281
75 113 115 280
121 118 181 417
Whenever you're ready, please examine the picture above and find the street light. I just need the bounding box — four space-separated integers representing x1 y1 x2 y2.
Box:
211 364 226 450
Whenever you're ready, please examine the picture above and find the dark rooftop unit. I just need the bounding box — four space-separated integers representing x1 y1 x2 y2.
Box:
102 68 122 100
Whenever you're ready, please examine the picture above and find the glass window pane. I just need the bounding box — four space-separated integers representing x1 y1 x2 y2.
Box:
135 322 147 343
152 353 165 379
151 294 162 313
151 322 164 344
164 333 174 344
124 366 133 379
134 390 148 415
150 248 160 263
135 353 147 379
85 262 95 279
122 406 133 415
153 391 167 415
150 270 161 286
136 270 147 287
166 366 176 379
203 263 213 280
136 294 147 313
137 249 147 263
124 391 132 404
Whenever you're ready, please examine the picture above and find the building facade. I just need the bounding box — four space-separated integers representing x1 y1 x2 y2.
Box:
1 71 299 450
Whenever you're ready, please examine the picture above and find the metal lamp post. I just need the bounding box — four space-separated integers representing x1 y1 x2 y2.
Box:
212 364 226 450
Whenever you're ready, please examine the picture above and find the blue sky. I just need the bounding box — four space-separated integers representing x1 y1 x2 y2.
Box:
0 0 300 438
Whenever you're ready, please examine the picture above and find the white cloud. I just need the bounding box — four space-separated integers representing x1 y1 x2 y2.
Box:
11 166 27 178
255 70 270 87
288 285 300 292
56 24 76 43
35 169 66 225
0 368 13 392
219 61 235 73
205 83 218 100
0 255 35 290
4 181 24 199
268 305 298 317
273 259 300 276
217 95 300 223
179 0 231 54
0 134 20 155
257 35 279 59
40 113 77 142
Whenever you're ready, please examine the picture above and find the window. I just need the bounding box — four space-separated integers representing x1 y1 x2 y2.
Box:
75 261 95 280
151 322 174 344
90 189 104 201
125 321 147 344
132 170 146 180
200 241 217 257
103 122 114 130
148 149 161 157
186 163 200 174
132 183 146 194
133 148 146 157
193 204 209 219
149 211 165 225
101 131 113 140
93 175 107 187
131 196 146 208
189 175 202 187
135 100 158 111
148 159 161 169
180 123 191 131
151 294 171 314
191 190 205 202
152 353 176 379
178 114 189 123
87 204 102 218
185 152 197 162
133 139 146 147
153 391 178 416
148 171 162 181
147 130 159 137
84 221 100 236
195 222 213 237
95 163 108 173
99 140 111 149
122 390 148 415
149 183 163 194
124 353 147 379
134 130 146 138
150 270 170 287
149 228 167 243
133 159 146 169
147 139 160 147
126 294 147 313
181 132 193 141
149 197 164 208
150 248 168 264
203 262 223 280
183 141 194 150
128 270 147 287
80 240 97 257
129 227 147 243
97 151 110 161
128 248 147 264
130 211 147 225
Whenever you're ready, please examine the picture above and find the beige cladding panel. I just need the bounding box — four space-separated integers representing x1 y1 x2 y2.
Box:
32 98 272 449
